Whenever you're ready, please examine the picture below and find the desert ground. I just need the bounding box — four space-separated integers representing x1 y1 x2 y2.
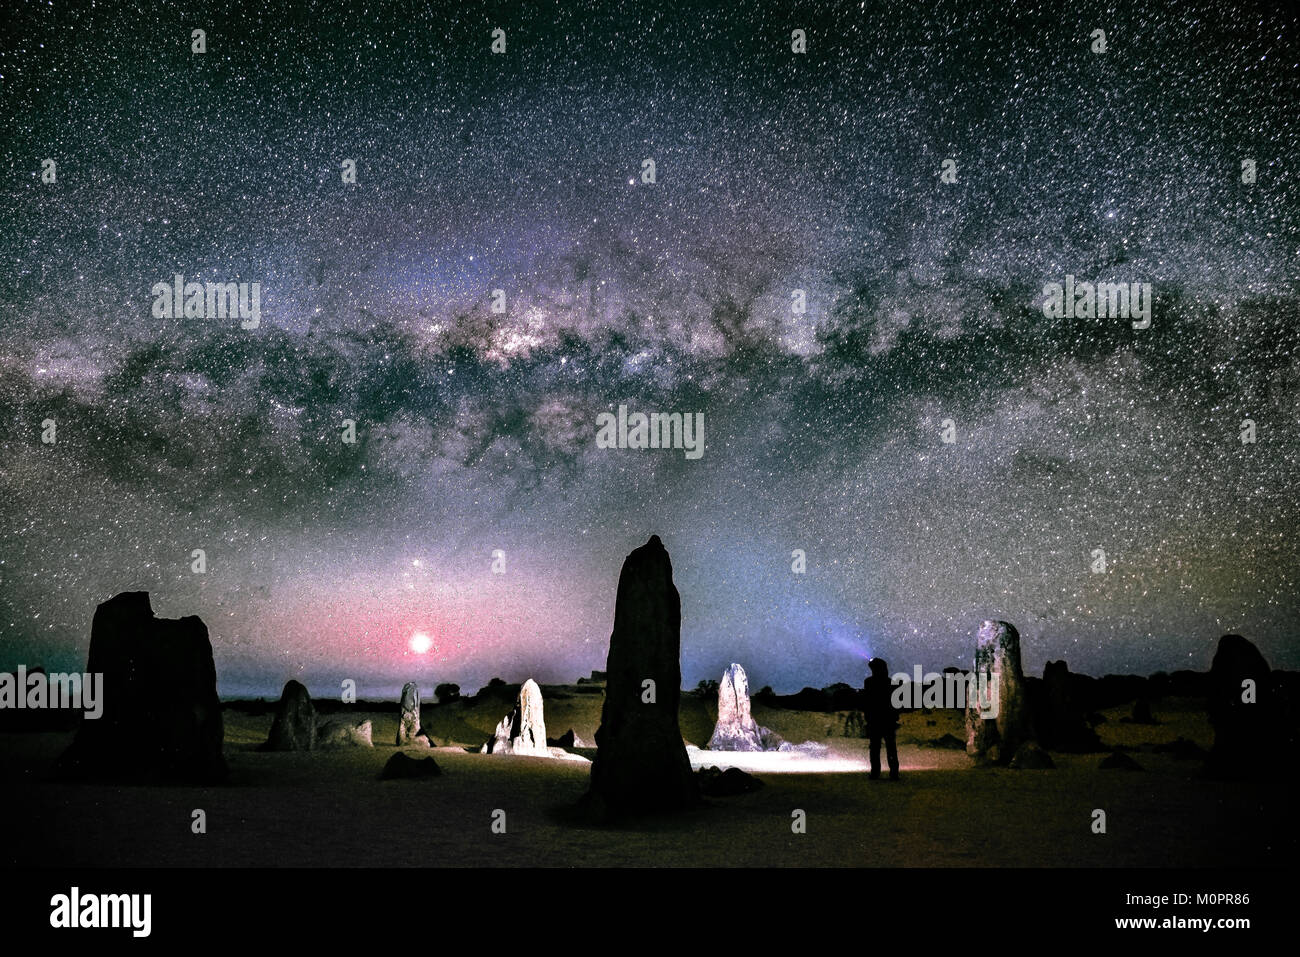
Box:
4 687 1287 868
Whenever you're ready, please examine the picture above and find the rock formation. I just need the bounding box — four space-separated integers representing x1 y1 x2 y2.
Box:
480 678 548 756
1035 659 1102 751
1099 751 1144 771
1009 742 1055 769
548 729 587 749
705 663 802 751
316 718 373 749
397 682 423 746
264 679 316 751
1206 634 1271 778
587 535 698 816
54 591 226 783
697 766 764 795
1128 696 1158 725
708 663 766 750
380 752 442 779
964 620 1033 764
775 739 829 755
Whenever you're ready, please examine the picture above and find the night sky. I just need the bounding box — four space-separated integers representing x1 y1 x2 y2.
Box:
2 0 1297 698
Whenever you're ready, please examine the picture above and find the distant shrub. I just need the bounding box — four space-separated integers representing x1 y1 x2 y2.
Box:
434 683 460 702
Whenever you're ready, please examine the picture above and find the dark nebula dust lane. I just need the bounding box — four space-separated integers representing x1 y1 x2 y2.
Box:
1 0 1297 696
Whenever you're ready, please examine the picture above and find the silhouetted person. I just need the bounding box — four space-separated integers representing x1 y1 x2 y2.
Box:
863 657 900 780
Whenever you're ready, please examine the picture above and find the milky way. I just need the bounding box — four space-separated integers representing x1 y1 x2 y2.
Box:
2 0 1297 696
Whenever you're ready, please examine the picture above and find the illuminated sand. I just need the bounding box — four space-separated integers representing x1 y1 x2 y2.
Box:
687 748 972 774
4 694 1290 868
691 749 872 774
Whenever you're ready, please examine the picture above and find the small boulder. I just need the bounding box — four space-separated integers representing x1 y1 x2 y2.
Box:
697 766 764 796
317 719 373 749
380 752 442 779
1009 743 1055 769
1099 751 1144 771
1121 697 1158 725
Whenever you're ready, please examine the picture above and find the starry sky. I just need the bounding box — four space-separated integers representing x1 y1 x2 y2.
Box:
2 0 1297 698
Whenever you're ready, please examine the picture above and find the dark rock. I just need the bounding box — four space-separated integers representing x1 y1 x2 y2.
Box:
1093 674 1151 711
766 687 834 712
1147 671 1171 701
1099 751 1144 771
1271 670 1300 752
547 728 587 749
587 536 698 816
380 752 442 779
1207 634 1271 779
53 591 227 783
1124 697 1158 725
264 679 316 751
697 766 764 796
1169 670 1209 699
964 620 1034 764
1035 660 1103 752
1009 743 1055 769
926 733 967 750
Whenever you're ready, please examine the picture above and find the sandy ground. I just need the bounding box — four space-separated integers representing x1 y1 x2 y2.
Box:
3 694 1288 867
